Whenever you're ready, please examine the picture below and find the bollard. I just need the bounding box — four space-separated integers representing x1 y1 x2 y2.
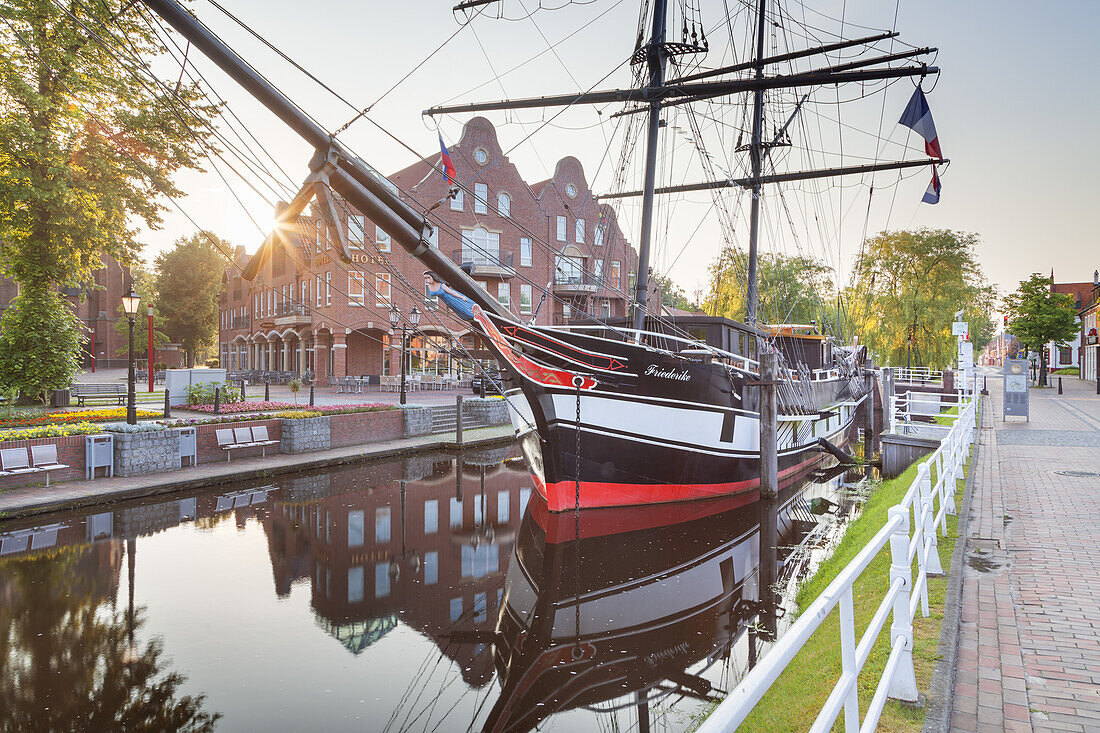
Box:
1058 376 1063 394
240 379 246 401
456 394 464 447
264 381 270 401
163 389 171 419
214 387 221 414
309 384 315 406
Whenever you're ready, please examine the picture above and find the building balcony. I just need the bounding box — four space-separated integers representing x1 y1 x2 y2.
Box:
274 303 312 328
451 249 515 278
552 274 598 296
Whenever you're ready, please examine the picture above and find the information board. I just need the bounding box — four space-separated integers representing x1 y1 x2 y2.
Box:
952 321 969 337
1003 358 1029 420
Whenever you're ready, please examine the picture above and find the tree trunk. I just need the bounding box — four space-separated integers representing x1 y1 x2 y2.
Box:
1039 348 1048 387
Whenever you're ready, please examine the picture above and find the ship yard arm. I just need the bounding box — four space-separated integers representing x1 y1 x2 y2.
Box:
140 0 515 323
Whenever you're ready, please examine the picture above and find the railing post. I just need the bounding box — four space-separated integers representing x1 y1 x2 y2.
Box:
887 507 919 702
839 586 860 732
918 464 944 576
456 394 464 447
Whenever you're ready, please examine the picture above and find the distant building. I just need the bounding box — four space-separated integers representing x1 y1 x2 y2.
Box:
1078 271 1100 381
217 117 640 386
0 252 151 370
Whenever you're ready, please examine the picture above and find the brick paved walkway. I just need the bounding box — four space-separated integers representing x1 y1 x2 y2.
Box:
951 372 1100 733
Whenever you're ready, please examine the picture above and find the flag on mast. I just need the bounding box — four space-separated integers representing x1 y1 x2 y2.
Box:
922 165 941 204
438 133 457 186
899 86 942 159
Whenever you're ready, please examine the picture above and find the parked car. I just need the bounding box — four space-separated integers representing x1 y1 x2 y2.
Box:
470 369 505 396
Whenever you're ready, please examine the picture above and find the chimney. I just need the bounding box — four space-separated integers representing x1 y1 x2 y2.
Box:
1094 269 1098 286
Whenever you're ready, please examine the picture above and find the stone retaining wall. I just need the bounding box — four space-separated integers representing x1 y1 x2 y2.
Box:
280 416 330 454
402 406 433 437
114 429 181 478
463 397 509 426
330 410 403 448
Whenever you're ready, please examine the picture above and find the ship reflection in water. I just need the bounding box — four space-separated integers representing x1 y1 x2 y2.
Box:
0 447 850 732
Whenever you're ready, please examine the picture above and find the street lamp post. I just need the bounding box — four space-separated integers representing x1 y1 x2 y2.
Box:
389 305 421 406
121 287 141 425
147 306 155 393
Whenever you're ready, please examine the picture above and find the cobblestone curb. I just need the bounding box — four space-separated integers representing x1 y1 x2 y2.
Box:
922 399 983 733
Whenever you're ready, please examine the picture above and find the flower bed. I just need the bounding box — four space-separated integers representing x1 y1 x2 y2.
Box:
0 422 103 442
0 407 162 430
161 413 272 428
185 401 397 415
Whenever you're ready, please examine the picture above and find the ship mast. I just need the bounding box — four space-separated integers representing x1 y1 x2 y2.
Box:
745 0 768 328
630 0 669 331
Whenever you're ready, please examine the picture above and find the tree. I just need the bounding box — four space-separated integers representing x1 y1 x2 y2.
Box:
152 233 228 366
845 229 995 369
113 262 169 361
0 285 84 403
0 0 217 383
1004 274 1079 386
703 247 834 327
649 271 698 312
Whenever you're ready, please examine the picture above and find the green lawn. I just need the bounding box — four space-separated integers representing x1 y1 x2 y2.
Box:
694 452 968 732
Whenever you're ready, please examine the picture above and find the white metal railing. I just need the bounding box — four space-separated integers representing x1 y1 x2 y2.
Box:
697 396 979 733
889 388 976 435
893 367 944 387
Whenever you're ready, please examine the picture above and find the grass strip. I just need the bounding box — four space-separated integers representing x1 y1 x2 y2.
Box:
700 454 967 732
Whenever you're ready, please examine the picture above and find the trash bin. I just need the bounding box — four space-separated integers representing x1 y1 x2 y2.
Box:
50 389 71 408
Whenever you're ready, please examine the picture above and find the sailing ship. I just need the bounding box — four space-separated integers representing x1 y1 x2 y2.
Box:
138 0 946 512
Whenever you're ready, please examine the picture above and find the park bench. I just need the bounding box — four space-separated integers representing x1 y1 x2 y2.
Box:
215 426 279 462
0 445 69 486
70 384 127 406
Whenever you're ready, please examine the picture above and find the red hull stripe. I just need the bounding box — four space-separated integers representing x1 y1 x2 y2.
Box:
534 452 827 512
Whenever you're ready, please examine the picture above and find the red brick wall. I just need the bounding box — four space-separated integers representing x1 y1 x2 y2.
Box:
328 410 403 449
0 435 88 489
194 419 282 464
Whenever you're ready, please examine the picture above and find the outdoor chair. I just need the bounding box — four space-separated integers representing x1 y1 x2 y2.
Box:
0 448 40 477
30 445 69 487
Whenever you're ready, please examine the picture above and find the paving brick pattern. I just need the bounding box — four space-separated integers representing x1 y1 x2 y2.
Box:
951 373 1100 733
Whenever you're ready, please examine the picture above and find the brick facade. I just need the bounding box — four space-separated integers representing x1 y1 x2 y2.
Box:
218 117 639 385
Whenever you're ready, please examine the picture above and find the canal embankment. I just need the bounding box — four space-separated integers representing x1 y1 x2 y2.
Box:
0 422 514 520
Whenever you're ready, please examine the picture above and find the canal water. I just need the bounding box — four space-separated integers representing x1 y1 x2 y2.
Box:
0 448 856 732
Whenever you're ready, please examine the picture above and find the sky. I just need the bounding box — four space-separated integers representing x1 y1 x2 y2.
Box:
138 0 1100 308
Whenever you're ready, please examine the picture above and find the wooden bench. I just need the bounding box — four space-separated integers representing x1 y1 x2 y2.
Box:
70 384 127 406
215 426 279 462
0 445 70 486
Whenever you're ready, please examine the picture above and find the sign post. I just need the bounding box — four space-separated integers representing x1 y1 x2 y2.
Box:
1003 358 1029 421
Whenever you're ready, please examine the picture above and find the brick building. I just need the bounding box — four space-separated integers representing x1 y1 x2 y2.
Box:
218 117 639 385
0 252 160 370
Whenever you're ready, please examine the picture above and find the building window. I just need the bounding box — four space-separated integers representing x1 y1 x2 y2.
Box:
474 183 488 214
602 299 611 319
424 552 439 585
348 214 365 248
375 507 391 543
375 225 391 252
325 272 331 306
375 273 391 306
301 280 307 308
424 500 439 534
520 284 532 315
450 597 463 622
520 238 532 267
474 147 488 164
628 270 635 291
497 491 510 523
347 566 364 604
562 303 572 319
348 510 364 547
594 225 604 247
450 497 462 528
348 272 364 305
575 219 585 244
1059 346 1072 364
450 188 463 211
565 183 577 198
461 227 500 266
316 276 322 307
374 563 390 598
612 260 621 288
593 260 603 284
473 592 487 623
497 282 509 307
556 216 566 242
497 192 510 217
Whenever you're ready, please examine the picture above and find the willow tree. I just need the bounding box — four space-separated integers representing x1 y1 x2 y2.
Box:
846 229 995 368
0 0 217 394
703 246 834 327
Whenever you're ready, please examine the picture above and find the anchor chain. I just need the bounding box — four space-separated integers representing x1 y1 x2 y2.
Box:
573 376 583 655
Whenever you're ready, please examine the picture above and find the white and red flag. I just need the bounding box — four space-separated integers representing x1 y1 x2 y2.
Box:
899 86 942 159
922 166 941 204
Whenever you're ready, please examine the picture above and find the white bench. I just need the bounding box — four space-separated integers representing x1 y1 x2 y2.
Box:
0 445 70 486
215 426 279 462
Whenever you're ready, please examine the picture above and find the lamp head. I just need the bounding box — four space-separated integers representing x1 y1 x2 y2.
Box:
409 306 421 327
121 287 140 317
388 306 400 327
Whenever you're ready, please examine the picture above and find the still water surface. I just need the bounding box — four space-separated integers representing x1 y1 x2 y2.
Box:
0 447 851 731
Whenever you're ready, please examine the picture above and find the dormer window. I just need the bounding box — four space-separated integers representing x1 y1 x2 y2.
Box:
474 148 488 165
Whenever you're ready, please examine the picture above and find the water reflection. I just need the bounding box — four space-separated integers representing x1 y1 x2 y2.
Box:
0 448 848 732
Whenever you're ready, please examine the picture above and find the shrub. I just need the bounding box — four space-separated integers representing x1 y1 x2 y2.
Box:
289 378 303 405
185 381 241 406
102 422 168 433
153 362 168 372
1053 367 1079 375
0 285 84 404
275 410 322 419
160 413 271 428
204 358 220 368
